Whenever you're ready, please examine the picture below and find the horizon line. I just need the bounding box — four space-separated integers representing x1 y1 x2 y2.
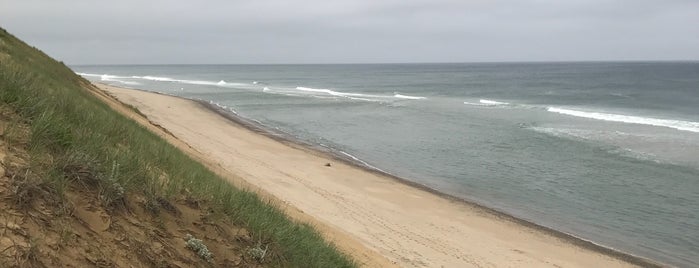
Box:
69 59 699 66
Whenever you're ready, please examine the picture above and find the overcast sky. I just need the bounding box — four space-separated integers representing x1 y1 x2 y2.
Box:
1 0 698 64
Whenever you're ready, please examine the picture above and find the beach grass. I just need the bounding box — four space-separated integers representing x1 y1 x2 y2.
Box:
0 27 355 267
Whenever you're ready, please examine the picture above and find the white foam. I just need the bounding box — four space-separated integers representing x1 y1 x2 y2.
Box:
77 72 128 80
135 76 214 86
185 80 220 86
295 86 337 94
76 72 101 77
479 99 509 105
101 74 118 81
463 101 489 106
310 95 337 99
136 75 176 82
78 72 423 102
116 80 141 85
75 73 141 85
208 100 238 114
77 73 250 88
295 87 383 101
463 99 511 107
179 79 248 87
294 87 426 102
394 94 427 100
547 107 699 133
339 151 386 172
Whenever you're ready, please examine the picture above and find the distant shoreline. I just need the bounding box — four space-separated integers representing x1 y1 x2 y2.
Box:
96 82 664 267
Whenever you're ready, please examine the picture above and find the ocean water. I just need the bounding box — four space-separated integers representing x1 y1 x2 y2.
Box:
74 62 699 267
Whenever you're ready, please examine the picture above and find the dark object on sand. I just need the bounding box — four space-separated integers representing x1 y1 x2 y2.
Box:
325 163 332 167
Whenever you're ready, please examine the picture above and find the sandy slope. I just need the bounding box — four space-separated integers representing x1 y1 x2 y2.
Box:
95 83 647 268
0 101 267 267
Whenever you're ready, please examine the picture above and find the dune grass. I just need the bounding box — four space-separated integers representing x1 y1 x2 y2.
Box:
0 27 355 267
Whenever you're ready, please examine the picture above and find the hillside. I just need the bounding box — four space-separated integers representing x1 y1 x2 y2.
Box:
0 27 354 267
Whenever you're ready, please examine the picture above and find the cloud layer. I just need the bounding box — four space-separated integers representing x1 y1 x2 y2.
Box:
1 0 697 64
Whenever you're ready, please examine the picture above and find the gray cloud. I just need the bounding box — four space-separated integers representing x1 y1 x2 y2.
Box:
1 0 697 64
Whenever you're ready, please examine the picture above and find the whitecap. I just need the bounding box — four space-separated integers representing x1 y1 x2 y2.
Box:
77 73 141 85
394 94 427 100
76 72 102 77
479 99 509 105
137 75 176 82
463 101 488 106
295 87 384 101
547 107 699 133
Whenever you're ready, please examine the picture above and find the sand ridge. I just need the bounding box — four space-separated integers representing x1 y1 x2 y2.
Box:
95 83 650 268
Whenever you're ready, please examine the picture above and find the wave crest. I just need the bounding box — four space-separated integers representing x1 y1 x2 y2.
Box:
394 94 427 100
138 75 175 82
479 99 509 105
463 99 510 107
77 72 425 102
547 107 699 133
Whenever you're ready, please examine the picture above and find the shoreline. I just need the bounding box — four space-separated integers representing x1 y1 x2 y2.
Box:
195 97 663 268
95 82 664 267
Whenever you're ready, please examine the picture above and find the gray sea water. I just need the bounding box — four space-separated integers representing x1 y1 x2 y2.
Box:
74 62 699 267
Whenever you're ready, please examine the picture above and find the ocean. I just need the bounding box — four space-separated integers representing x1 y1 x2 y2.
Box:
73 62 699 267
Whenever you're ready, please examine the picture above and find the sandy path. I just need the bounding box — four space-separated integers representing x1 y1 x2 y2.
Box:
94 83 649 268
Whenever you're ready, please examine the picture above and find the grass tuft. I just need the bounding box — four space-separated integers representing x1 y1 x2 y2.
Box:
9 169 48 209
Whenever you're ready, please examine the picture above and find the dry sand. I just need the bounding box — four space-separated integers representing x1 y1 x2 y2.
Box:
94 83 655 268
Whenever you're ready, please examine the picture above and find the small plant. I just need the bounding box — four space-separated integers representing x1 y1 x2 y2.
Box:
25 237 39 263
10 169 48 209
184 234 213 263
144 197 160 214
99 161 125 208
99 179 125 208
58 224 75 247
248 241 269 262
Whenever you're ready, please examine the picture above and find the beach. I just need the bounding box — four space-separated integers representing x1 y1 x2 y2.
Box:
88 83 662 267
5 0 697 265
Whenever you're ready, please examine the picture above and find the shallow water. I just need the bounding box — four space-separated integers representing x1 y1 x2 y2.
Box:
75 62 699 267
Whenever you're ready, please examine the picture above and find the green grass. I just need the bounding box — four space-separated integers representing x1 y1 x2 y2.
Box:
0 27 355 267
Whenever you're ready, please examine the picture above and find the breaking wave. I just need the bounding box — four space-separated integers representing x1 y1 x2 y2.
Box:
137 75 176 82
76 72 247 88
463 99 510 107
394 94 427 100
479 99 509 105
294 87 382 101
291 87 426 102
76 73 141 86
547 107 699 133
77 72 428 102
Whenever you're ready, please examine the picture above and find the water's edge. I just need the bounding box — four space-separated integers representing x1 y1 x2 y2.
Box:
104 84 666 267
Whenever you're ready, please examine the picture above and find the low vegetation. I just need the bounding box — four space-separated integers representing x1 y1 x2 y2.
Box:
0 27 354 267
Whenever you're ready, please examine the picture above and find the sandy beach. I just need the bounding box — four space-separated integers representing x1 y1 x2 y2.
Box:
91 83 655 268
